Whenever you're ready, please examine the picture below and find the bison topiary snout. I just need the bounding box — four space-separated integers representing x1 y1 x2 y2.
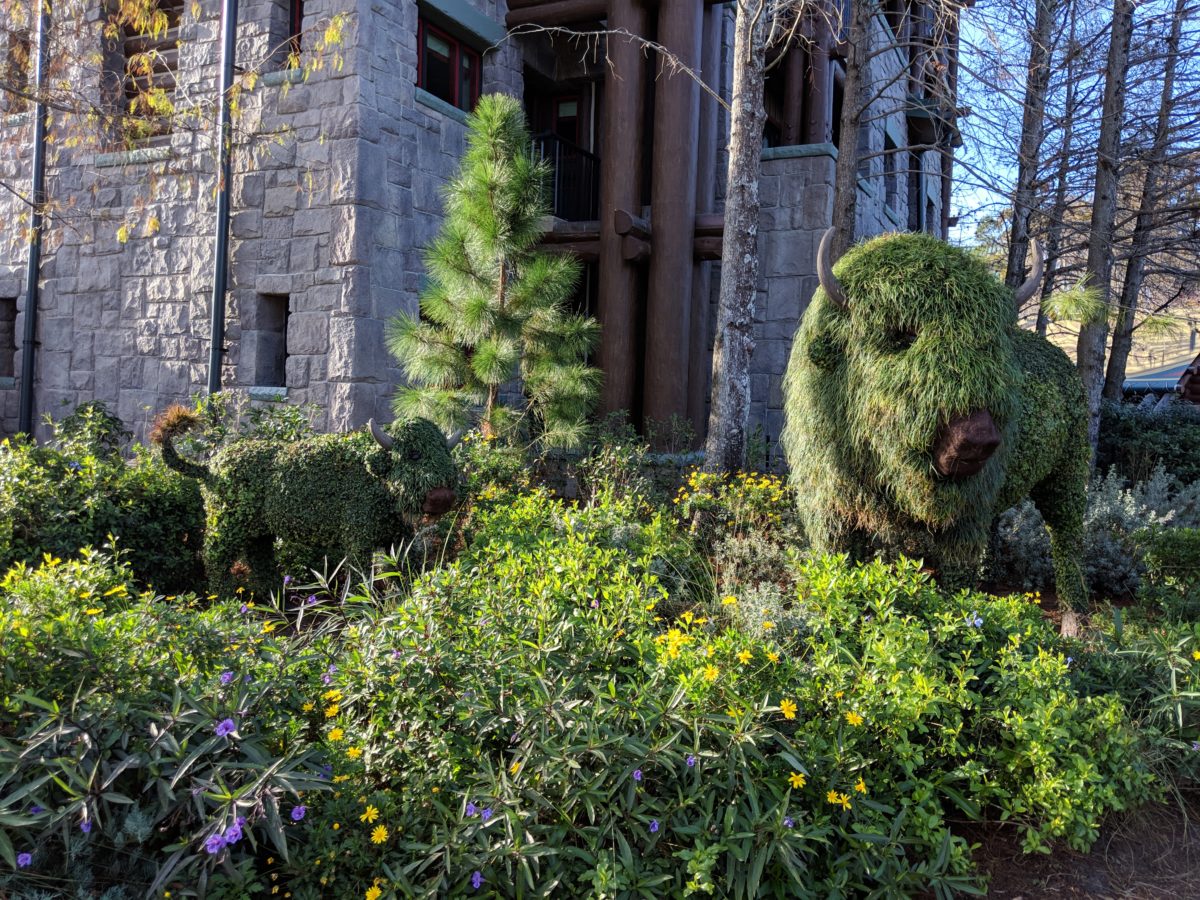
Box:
782 230 1089 609
152 408 459 598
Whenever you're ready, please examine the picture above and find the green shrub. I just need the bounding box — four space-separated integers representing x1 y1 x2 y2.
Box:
1140 527 1200 619
0 426 204 593
984 466 1200 599
276 493 1152 898
1098 400 1200 485
0 550 329 896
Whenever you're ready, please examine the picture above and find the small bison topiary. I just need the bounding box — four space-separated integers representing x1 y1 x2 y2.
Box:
782 230 1089 611
152 406 458 598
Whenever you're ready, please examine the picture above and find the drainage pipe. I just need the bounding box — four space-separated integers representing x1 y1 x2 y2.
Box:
18 1 51 435
207 0 239 394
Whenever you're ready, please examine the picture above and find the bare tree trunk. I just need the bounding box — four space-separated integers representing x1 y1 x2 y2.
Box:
830 0 873 257
704 0 769 473
1102 0 1185 401
1005 0 1056 314
1075 0 1133 456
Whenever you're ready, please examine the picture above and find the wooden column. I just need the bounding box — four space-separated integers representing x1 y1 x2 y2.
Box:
596 0 649 417
802 21 832 144
781 45 804 146
687 4 722 442
644 0 704 435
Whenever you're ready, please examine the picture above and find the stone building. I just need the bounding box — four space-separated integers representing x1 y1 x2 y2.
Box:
0 0 961 447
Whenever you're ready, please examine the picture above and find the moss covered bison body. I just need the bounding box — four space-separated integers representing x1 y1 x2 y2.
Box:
782 231 1088 607
153 408 458 597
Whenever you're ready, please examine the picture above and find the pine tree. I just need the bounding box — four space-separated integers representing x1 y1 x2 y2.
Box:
385 94 600 448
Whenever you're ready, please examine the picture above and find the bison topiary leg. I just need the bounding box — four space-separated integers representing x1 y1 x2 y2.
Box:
1030 465 1088 613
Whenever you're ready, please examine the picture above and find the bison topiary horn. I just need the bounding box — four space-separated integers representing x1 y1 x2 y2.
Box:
368 418 394 450
817 227 847 309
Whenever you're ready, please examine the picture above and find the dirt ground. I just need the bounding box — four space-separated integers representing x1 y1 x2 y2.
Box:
967 798 1200 898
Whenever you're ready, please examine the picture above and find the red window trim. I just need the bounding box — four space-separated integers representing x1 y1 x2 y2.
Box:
417 16 481 112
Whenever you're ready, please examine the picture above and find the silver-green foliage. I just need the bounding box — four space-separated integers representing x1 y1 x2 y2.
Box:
385 93 600 449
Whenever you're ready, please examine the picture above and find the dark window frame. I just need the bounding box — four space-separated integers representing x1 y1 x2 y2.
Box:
0 296 17 380
417 16 481 112
288 0 303 55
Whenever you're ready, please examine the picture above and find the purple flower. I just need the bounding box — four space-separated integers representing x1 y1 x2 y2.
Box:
466 802 477 817
307 595 317 605
236 816 246 827
215 718 236 737
649 819 659 833
240 603 249 614
1066 656 1074 666
322 674 333 684
590 599 599 609
1192 741 1200 752
204 833 226 854
686 755 696 768
783 816 794 828
80 821 92 833
224 822 243 844
632 769 643 782
220 671 235 685
284 575 293 586
966 611 983 628
243 674 252 683
290 805 306 822
471 871 484 890
481 807 493 822
29 805 43 815
320 764 333 780
391 649 402 659
17 852 32 868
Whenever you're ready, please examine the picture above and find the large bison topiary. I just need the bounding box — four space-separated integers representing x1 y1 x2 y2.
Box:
782 229 1088 610
152 406 458 598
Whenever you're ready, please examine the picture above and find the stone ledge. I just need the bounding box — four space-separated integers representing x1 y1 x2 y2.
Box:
416 88 470 126
255 273 303 295
94 146 173 169
0 376 14 390
857 177 876 199
419 0 507 48
883 202 903 228
260 68 305 87
248 386 288 402
761 142 838 162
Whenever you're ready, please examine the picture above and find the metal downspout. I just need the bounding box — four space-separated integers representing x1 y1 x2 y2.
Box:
18 1 50 435
207 0 239 394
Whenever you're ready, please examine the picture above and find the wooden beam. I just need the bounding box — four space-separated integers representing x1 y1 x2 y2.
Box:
694 212 723 236
542 240 600 261
596 0 649 418
540 219 600 242
505 0 608 28
644 0 704 437
693 236 722 260
613 208 649 238
622 235 651 262
802 20 832 144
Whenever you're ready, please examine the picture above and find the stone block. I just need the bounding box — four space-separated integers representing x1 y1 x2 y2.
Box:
288 312 329 354
328 315 386 382
328 380 378 430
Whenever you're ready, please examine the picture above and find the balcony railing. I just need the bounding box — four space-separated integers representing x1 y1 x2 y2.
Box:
532 132 600 222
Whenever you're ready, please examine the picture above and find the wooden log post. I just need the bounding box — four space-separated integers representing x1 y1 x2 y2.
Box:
644 0 704 439
801 17 832 144
596 0 649 418
687 3 723 442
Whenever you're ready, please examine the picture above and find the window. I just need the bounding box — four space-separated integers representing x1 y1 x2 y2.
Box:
907 150 923 231
417 17 480 112
121 0 183 140
883 135 899 213
288 0 303 55
250 294 289 388
884 0 907 39
0 297 16 379
553 97 578 144
2 29 30 113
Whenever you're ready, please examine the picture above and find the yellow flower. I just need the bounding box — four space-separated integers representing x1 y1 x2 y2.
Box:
103 585 127 596
302 702 314 712
834 690 844 699
845 711 864 727
325 704 339 718
323 689 343 701
827 790 852 810
328 727 344 742
365 888 382 900
737 650 753 665
854 777 867 795
780 698 798 720
332 822 340 830
509 760 521 774
767 651 780 664
762 621 775 631
788 771 806 789
84 608 103 615
347 747 363 760
721 595 738 606
262 621 277 633
371 824 388 844
1193 650 1200 661
334 775 350 783
703 664 719 682
826 789 839 804
360 805 380 823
